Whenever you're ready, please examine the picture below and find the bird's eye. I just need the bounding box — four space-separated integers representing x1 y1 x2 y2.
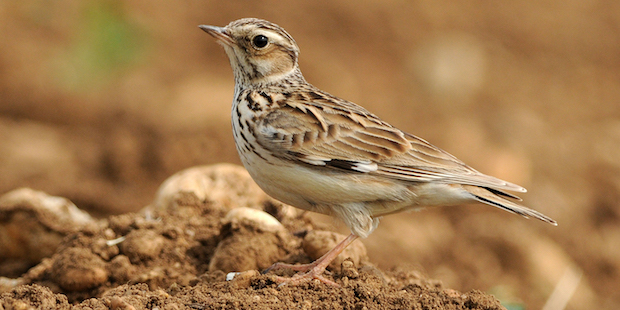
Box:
252 35 269 48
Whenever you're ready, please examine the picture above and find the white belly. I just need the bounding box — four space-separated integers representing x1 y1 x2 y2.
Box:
238 146 413 215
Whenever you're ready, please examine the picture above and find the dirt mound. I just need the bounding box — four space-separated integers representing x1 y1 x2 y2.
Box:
0 164 505 309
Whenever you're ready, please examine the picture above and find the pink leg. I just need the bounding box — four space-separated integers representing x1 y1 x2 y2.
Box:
263 233 359 286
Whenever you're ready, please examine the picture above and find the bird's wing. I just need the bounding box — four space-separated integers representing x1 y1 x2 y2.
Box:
255 89 525 193
375 132 526 194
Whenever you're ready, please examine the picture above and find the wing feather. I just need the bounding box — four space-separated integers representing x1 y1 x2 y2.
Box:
254 87 526 194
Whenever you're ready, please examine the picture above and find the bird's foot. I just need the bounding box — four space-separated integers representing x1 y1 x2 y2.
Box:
263 233 359 287
270 266 338 287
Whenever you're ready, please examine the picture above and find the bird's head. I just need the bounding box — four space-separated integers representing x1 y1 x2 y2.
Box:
200 18 302 86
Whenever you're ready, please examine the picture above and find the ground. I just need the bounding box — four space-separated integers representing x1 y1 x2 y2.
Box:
1 165 506 310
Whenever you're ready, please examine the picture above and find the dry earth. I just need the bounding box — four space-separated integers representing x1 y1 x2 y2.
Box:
1 165 505 310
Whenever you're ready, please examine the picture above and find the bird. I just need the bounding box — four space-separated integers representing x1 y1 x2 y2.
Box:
199 18 556 286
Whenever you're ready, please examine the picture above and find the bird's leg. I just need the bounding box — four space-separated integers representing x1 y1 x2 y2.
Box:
263 233 359 286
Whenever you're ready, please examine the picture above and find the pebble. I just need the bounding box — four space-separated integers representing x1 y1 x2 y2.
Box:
223 207 284 233
227 270 259 288
150 164 271 211
0 188 94 266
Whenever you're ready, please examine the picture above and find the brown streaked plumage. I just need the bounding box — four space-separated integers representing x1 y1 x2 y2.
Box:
199 18 556 286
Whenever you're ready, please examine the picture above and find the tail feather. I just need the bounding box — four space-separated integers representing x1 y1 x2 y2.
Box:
464 185 557 226
482 186 523 201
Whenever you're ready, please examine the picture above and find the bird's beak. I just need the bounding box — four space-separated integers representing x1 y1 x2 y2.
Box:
199 25 235 46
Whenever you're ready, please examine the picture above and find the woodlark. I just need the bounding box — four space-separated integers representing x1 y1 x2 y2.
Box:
199 18 556 286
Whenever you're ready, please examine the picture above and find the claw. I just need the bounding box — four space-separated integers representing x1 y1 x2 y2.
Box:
262 233 359 287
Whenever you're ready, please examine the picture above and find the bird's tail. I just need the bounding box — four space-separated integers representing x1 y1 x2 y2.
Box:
463 185 557 226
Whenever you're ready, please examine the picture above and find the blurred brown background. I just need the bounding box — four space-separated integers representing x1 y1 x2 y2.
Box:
1 1 619 309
